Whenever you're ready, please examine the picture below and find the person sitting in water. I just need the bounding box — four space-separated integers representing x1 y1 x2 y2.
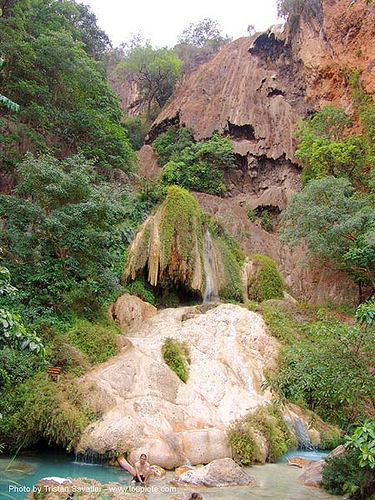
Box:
133 453 151 485
117 453 151 485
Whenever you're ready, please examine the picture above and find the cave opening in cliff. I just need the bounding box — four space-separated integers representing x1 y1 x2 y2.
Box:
254 205 281 233
249 33 285 62
226 121 255 141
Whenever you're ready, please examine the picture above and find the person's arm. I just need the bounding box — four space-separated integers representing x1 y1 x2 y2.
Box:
143 464 151 485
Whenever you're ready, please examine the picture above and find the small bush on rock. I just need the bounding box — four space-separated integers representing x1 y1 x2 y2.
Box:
228 404 296 465
247 254 284 302
162 338 190 382
67 318 119 365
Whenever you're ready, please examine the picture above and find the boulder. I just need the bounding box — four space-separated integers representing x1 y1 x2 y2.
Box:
298 445 346 488
26 477 146 500
109 293 157 334
78 304 279 468
171 458 255 488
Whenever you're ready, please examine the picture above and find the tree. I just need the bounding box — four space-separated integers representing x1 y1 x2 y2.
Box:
0 0 135 171
295 106 367 186
177 18 227 48
0 57 19 111
117 44 182 118
277 0 305 18
175 19 230 74
0 154 135 321
280 176 375 290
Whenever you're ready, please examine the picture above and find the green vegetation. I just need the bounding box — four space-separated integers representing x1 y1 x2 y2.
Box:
162 338 190 382
154 127 236 195
67 318 119 365
0 374 98 452
228 404 296 465
269 313 375 428
260 209 273 232
0 0 135 171
116 43 182 118
0 154 139 326
280 176 375 291
247 254 284 302
175 18 230 74
124 276 157 306
295 105 368 186
246 301 304 344
322 422 375 498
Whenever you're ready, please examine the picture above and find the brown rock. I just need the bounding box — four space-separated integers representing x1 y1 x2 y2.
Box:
298 445 346 488
109 293 157 334
137 145 160 179
170 493 204 500
171 458 255 488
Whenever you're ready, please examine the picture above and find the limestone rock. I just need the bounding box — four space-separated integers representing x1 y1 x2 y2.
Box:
77 304 279 468
109 293 157 334
171 458 255 487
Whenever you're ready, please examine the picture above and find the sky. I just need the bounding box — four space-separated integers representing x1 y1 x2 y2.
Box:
81 0 281 48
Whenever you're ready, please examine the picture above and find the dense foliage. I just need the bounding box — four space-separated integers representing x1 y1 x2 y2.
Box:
295 105 370 186
246 254 284 302
280 176 375 291
175 18 230 74
0 0 135 171
269 314 375 428
153 127 236 195
0 154 138 327
323 422 375 499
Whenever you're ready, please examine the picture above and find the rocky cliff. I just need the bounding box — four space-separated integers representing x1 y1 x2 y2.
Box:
137 0 375 304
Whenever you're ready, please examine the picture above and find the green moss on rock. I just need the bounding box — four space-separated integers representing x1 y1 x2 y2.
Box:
228 404 296 465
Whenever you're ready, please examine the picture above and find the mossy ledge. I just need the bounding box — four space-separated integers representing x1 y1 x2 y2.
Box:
124 185 244 301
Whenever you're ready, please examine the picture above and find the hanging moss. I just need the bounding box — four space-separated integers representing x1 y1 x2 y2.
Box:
124 186 246 303
160 185 204 277
247 254 284 302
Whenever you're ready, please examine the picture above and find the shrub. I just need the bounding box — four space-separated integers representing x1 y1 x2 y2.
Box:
124 276 157 306
155 127 236 196
228 404 296 465
162 338 190 382
0 346 41 388
322 449 375 498
0 374 97 452
246 208 256 222
260 210 273 232
269 318 375 428
67 317 119 365
247 254 284 302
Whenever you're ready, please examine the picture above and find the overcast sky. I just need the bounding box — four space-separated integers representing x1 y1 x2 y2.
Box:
81 0 281 48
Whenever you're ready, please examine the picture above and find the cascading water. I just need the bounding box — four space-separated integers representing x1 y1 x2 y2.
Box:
203 229 217 303
74 449 105 465
294 418 315 450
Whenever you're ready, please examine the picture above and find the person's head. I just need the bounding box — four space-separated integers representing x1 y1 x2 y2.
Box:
139 453 147 464
189 494 202 500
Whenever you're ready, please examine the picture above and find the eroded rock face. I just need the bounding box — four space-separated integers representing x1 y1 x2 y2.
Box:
171 458 255 488
77 304 279 468
109 293 157 334
194 192 359 304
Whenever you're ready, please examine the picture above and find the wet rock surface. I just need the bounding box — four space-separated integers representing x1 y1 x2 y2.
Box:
170 458 255 488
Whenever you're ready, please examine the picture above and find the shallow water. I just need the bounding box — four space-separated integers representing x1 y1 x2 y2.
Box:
0 451 341 500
